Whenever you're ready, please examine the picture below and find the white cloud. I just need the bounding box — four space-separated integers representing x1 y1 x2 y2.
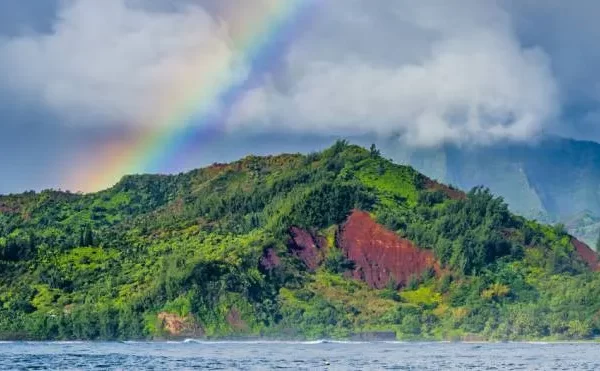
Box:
228 0 559 146
0 0 243 126
0 0 560 146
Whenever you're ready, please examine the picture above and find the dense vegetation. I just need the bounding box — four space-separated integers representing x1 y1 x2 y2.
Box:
380 136 600 247
1 141 599 341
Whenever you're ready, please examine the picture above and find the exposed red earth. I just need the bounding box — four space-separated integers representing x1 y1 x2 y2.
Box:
338 210 439 289
571 238 600 271
423 178 466 200
287 226 327 271
259 248 281 271
226 308 249 331
157 312 203 337
159 214 600 336
286 209 599 289
0 203 18 213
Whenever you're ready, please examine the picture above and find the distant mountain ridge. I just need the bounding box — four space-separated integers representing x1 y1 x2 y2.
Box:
379 136 600 247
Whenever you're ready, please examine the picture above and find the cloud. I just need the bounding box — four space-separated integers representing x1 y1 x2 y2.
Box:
0 0 242 126
505 1 600 103
229 0 559 146
0 0 560 147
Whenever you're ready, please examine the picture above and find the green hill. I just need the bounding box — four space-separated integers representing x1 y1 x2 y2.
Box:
1 141 599 341
378 136 600 247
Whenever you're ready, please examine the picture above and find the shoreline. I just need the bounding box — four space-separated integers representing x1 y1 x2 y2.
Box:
1 338 599 344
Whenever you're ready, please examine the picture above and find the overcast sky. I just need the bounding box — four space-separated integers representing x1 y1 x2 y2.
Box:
1 0 600 193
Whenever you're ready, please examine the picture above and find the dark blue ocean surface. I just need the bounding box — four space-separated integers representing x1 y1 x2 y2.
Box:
0 340 599 370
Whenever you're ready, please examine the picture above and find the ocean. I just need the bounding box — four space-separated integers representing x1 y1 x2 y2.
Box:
0 340 599 370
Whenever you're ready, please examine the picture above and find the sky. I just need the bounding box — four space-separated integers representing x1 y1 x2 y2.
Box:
0 0 599 193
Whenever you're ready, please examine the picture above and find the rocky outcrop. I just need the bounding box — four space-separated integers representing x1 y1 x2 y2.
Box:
0 202 18 214
259 248 281 271
226 308 248 331
338 210 438 289
157 312 203 337
423 178 466 200
571 238 600 271
287 227 327 270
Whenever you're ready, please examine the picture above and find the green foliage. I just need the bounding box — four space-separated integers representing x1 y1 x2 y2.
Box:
384 187 546 275
284 180 376 230
369 143 381 158
322 248 355 274
0 142 598 341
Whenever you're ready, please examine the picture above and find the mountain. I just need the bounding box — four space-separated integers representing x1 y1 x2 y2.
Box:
1 141 599 341
379 136 600 247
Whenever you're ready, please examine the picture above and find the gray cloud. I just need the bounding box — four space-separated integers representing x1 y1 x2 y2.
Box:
0 0 58 36
0 0 242 127
0 0 598 149
229 0 559 146
503 0 600 141
3 0 600 193
506 1 600 102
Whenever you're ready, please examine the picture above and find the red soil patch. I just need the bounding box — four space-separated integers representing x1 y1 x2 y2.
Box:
226 308 248 331
259 248 281 271
423 178 465 200
571 238 600 271
195 162 230 179
208 162 228 171
287 227 326 271
338 210 439 289
0 203 18 214
157 312 204 337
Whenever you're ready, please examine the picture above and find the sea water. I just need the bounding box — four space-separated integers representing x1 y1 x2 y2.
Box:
0 340 599 370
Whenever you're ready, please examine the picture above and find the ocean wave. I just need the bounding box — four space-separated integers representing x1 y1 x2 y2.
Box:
176 339 373 345
52 341 86 345
521 341 550 345
381 341 409 344
18 341 88 346
120 341 153 345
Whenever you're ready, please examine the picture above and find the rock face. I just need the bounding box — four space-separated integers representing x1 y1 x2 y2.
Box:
157 312 203 337
226 308 248 331
571 238 600 271
287 227 327 270
423 178 466 200
259 248 281 271
338 210 438 289
0 202 18 214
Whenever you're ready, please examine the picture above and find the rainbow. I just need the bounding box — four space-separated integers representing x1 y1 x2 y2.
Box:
68 0 315 193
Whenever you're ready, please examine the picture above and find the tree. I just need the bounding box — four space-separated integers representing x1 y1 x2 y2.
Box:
596 229 600 252
80 225 94 247
369 143 380 157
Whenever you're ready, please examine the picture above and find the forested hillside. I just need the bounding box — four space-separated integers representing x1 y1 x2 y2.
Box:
379 136 600 246
1 141 600 341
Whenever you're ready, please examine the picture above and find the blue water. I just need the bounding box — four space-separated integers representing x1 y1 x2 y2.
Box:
0 340 599 370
